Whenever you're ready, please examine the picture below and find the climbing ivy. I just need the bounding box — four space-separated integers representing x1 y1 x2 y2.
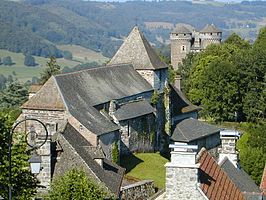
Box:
112 141 119 164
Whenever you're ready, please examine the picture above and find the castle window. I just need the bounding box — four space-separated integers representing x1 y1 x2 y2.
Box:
181 45 186 52
184 34 186 36
176 34 178 36
210 33 213 35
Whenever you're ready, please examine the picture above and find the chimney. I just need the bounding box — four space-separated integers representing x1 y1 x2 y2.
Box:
174 75 182 91
108 100 119 124
165 142 202 200
218 129 240 168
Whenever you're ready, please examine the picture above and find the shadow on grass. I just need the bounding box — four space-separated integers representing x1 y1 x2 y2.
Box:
120 153 144 173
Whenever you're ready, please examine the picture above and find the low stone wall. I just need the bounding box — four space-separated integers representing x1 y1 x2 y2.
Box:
120 180 156 200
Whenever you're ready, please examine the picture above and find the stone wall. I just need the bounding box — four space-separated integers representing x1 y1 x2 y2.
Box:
119 114 155 155
189 133 220 152
99 131 119 160
154 69 168 93
170 36 191 70
120 180 156 200
68 115 98 146
19 109 67 190
165 166 205 200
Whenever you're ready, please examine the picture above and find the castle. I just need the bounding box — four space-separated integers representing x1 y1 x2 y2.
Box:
170 24 222 69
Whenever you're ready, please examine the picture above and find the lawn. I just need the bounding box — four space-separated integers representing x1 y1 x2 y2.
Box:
120 153 169 189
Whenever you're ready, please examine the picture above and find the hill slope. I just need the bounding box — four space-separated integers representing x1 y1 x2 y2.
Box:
1 0 266 58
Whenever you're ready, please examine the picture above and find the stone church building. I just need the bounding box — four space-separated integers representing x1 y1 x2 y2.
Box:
16 26 222 198
170 24 222 69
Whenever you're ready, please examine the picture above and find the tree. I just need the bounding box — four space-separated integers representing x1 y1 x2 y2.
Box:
237 123 266 185
24 55 37 67
0 82 28 108
2 56 13 66
62 51 73 60
46 169 108 200
40 57 61 84
0 57 2 65
0 110 38 199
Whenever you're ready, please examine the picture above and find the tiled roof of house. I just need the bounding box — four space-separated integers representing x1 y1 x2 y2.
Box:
108 26 167 70
197 148 246 200
21 77 65 111
113 100 155 121
200 24 221 33
172 25 192 34
220 157 261 193
171 118 220 142
261 164 266 195
62 123 125 197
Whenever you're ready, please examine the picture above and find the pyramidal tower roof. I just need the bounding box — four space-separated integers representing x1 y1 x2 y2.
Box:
108 26 167 70
200 24 221 33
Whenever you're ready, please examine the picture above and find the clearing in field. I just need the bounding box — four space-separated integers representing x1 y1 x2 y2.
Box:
0 49 81 82
57 44 109 64
120 153 169 189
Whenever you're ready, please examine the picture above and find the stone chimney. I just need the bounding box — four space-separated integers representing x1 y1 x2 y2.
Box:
218 129 240 168
165 142 203 200
174 75 181 91
108 100 119 124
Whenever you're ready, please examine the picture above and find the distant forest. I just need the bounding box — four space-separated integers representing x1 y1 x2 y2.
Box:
1 0 266 58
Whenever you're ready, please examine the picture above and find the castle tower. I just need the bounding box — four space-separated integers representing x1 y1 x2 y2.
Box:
170 25 192 70
108 26 168 93
200 24 222 49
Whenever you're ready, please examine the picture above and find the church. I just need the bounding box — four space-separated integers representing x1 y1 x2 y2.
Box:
17 26 223 198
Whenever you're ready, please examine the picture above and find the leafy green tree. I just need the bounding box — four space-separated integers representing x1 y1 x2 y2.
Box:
46 169 108 200
0 110 38 199
253 27 266 50
2 56 13 66
24 55 37 67
0 82 28 108
40 57 61 84
237 123 266 185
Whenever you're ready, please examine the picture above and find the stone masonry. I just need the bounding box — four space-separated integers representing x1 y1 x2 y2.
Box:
164 144 206 200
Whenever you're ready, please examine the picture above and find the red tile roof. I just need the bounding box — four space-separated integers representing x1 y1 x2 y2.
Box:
261 164 266 195
197 149 246 200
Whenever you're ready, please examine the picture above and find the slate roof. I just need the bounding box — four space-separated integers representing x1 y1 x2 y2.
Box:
170 84 201 114
108 26 168 70
55 64 153 106
172 25 192 34
171 118 220 142
54 64 152 135
197 148 246 200
21 77 65 111
219 157 261 198
200 24 221 33
114 100 155 121
62 123 125 197
28 84 42 93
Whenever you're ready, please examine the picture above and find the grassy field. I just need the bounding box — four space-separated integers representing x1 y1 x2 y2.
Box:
0 49 81 82
120 153 169 189
57 44 109 64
